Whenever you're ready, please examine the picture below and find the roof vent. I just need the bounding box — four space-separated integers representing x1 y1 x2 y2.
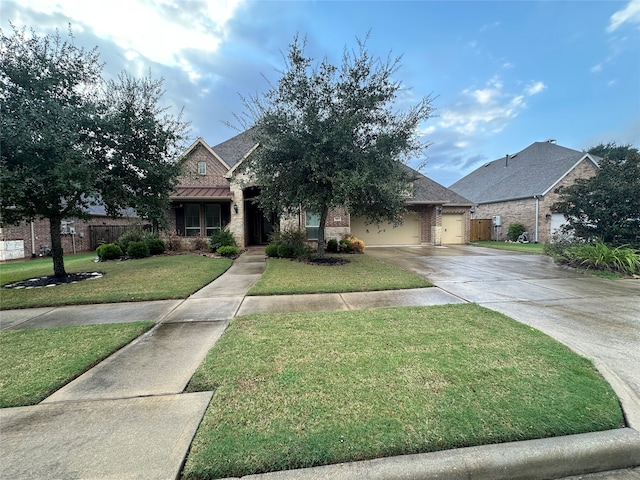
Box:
546 139 556 143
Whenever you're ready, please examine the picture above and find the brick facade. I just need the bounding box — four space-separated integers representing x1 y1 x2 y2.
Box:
474 158 597 244
0 215 141 259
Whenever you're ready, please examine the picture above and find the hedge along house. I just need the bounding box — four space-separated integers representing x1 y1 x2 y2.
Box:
449 140 600 244
169 129 473 247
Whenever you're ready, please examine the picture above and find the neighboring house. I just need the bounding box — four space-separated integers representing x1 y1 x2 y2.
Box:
0 205 141 260
168 130 473 247
449 140 600 243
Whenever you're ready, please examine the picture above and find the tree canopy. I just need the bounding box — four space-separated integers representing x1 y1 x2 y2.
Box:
0 25 188 276
241 35 435 256
552 143 640 245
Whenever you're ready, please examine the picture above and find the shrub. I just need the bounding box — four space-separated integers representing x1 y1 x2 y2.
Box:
270 227 310 259
117 230 144 253
573 241 640 275
350 236 365 253
507 223 526 242
145 237 165 255
326 238 339 253
217 246 239 257
210 228 237 252
339 238 352 253
163 234 183 252
127 241 150 259
96 243 122 261
277 243 296 259
265 244 280 257
191 237 209 251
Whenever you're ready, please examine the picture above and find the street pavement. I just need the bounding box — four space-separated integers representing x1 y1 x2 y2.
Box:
1 245 639 479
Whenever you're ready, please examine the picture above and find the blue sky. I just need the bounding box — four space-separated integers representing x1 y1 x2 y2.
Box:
3 0 639 186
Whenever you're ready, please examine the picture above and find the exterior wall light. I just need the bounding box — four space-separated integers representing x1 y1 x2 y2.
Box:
233 203 239 214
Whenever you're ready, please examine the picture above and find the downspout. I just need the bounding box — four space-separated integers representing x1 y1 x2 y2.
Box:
30 221 36 258
534 196 539 243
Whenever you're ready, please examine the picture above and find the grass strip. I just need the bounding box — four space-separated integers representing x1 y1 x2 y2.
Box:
0 322 153 407
470 241 545 254
184 305 622 478
247 254 431 296
0 254 232 309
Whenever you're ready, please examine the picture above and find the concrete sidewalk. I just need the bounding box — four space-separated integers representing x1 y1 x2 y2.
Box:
2 247 640 479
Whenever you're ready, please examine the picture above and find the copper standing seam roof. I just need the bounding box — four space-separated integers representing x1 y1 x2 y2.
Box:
170 187 233 200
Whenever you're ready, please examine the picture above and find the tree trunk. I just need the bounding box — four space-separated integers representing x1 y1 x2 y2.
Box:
316 207 328 258
49 217 67 278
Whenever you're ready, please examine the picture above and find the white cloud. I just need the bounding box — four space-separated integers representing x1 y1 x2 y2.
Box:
16 0 244 81
608 0 640 32
525 81 546 95
438 77 545 136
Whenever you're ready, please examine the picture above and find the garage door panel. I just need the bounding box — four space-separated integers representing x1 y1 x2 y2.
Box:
351 213 421 245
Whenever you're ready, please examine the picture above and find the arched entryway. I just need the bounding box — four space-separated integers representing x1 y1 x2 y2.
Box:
243 187 277 245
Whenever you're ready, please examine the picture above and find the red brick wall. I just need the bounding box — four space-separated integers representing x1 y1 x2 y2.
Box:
0 216 140 259
178 144 230 187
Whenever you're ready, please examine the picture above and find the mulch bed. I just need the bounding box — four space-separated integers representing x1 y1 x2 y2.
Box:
2 272 103 289
304 256 350 266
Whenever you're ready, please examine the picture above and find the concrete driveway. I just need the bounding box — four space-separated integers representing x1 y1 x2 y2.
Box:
367 245 640 418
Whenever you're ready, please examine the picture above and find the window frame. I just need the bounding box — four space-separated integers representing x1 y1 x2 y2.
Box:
184 204 201 237
197 161 207 175
205 204 222 237
305 211 320 240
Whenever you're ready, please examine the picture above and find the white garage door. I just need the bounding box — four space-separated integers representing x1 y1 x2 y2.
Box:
350 213 421 245
442 214 464 244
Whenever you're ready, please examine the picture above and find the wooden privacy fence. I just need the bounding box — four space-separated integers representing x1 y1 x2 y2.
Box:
470 219 493 241
89 225 150 250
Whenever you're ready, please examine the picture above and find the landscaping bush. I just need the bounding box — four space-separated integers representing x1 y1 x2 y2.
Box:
326 238 339 253
126 241 150 259
96 243 123 261
117 230 144 253
507 223 526 242
209 228 237 252
191 237 209 251
217 246 239 257
269 227 310 259
277 243 296 259
265 244 280 257
145 237 166 255
349 235 365 253
339 238 352 252
573 241 640 275
163 234 183 252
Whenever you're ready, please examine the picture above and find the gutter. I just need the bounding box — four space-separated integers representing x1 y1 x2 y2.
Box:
534 195 539 243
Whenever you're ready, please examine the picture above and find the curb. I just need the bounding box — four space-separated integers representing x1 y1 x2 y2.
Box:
224 429 640 480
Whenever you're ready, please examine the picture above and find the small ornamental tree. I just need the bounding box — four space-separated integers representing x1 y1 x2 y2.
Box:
553 143 640 245
241 34 435 257
0 25 188 277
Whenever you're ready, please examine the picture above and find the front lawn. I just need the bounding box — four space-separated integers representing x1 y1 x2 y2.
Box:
470 241 545 254
0 322 153 407
0 254 232 310
184 304 623 479
247 253 432 295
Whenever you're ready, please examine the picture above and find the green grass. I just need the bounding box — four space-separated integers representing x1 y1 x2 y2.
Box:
0 322 153 407
0 254 232 310
184 305 623 479
247 254 432 295
470 241 545 254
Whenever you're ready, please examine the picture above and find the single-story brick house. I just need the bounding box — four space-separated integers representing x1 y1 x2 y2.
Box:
449 140 600 243
168 130 473 247
0 205 141 260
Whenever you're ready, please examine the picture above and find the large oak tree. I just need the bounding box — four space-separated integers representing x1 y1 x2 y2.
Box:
1 25 188 276
241 35 435 256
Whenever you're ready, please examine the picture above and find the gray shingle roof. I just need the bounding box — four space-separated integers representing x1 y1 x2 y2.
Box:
211 128 259 168
449 141 599 204
407 166 472 205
